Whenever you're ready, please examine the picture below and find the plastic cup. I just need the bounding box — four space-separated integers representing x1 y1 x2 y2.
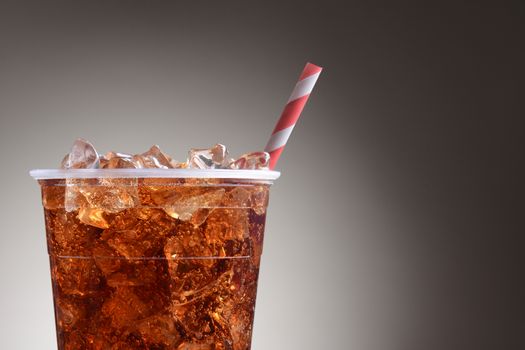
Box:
31 168 280 350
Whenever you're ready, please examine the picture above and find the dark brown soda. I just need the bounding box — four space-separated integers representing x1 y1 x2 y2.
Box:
40 178 269 350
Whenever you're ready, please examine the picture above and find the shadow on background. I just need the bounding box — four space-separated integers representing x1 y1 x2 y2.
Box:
0 1 523 349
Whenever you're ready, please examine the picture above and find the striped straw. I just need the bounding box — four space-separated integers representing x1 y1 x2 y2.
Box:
265 62 323 169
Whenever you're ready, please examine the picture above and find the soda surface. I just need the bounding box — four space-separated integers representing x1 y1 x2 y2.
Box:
40 178 269 350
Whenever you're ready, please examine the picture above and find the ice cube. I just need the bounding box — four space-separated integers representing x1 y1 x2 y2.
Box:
61 138 100 169
135 314 181 347
170 270 235 344
51 257 103 297
45 210 100 256
101 288 149 330
77 207 109 229
171 159 189 168
222 187 251 207
164 226 234 302
227 307 254 350
220 261 259 350
204 208 249 242
55 298 86 332
64 179 84 213
41 182 65 210
65 178 139 224
101 213 175 258
228 152 270 170
164 230 215 282
188 144 229 169
151 187 225 226
101 151 137 169
105 267 156 288
133 145 174 169
80 178 139 213
249 185 269 215
104 259 169 290
220 185 267 216
102 228 154 258
92 241 122 276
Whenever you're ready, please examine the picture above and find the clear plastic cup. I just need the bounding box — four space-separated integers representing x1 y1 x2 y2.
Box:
31 168 279 350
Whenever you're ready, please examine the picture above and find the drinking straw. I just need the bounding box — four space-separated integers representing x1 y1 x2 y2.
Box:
264 62 323 169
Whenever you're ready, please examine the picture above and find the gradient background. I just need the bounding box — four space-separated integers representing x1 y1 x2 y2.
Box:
0 1 523 349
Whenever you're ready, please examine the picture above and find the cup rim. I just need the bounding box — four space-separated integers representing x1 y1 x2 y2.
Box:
29 168 281 181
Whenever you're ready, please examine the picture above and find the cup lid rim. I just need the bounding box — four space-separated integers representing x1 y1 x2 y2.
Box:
29 168 281 181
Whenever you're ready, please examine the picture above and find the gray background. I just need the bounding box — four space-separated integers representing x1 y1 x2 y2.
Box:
0 1 523 349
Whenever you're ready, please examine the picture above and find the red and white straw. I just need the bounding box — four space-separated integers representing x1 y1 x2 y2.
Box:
265 62 323 169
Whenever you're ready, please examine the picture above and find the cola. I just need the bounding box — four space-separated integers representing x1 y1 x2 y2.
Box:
39 177 271 349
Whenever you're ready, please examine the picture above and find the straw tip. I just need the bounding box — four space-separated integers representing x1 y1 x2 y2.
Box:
306 62 323 70
300 62 323 80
